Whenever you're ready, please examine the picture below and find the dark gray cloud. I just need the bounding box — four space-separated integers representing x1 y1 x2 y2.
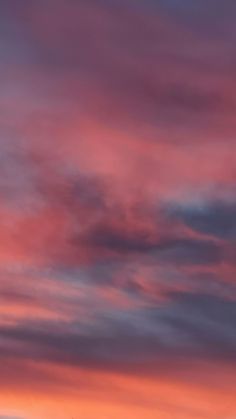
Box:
84 218 223 265
169 200 236 239
154 238 222 265
0 291 235 376
159 291 236 359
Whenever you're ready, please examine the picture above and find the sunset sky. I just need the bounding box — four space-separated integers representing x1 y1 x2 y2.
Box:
0 1 236 418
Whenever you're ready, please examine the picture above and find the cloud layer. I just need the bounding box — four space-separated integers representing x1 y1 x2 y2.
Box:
0 1 236 418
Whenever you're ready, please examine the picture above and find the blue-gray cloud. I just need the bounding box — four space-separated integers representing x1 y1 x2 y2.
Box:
168 200 236 239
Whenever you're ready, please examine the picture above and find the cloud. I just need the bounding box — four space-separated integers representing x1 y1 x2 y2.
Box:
0 289 235 381
0 1 236 418
85 221 223 264
1 0 236 136
168 200 236 239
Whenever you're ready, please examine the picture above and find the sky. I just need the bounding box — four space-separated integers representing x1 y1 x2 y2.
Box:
0 0 236 418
